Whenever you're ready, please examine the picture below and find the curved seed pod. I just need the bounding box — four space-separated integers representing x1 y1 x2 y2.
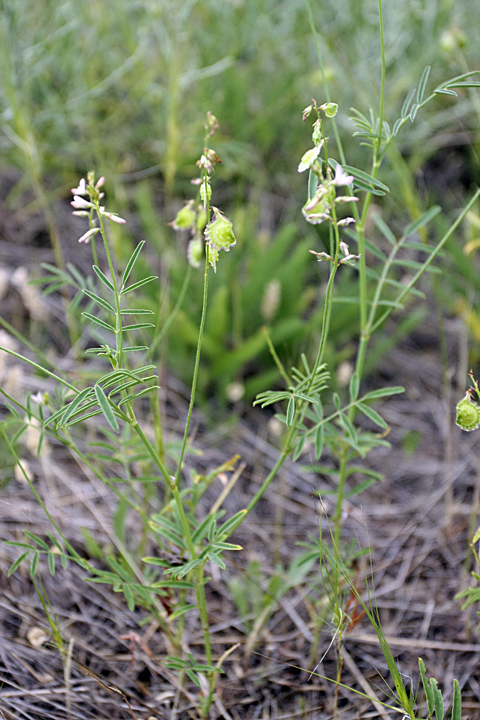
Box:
205 208 236 252
456 393 480 432
170 200 196 230
205 208 236 271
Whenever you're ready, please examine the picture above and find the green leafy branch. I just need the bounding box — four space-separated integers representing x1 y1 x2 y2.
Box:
147 507 246 579
165 653 223 688
350 67 480 160
44 365 159 433
254 355 330 427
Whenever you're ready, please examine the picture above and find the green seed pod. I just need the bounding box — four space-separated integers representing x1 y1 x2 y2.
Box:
456 393 480 432
171 200 195 230
204 208 236 272
321 102 338 118
205 208 236 253
187 235 204 268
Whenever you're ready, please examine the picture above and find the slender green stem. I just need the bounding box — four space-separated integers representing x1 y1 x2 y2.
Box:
150 264 192 354
0 316 55 371
376 0 386 164
333 452 348 549
304 0 346 167
131 420 174 488
0 346 77 393
369 187 480 334
335 0 387 544
168 250 215 683
1 426 87 568
245 449 290 516
95 206 124 367
263 326 292 386
175 247 210 485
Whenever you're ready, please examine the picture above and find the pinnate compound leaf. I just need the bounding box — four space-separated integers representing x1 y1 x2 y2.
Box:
315 424 324 459
373 213 396 245
121 241 145 287
207 552 226 570
117 386 160 407
94 384 119 432
349 372 359 401
122 345 149 353
362 386 404 401
9 551 30 576
404 206 441 236
416 65 431 104
213 541 242 551
168 558 203 579
308 167 319 199
122 322 155 331
286 396 295 426
82 312 115 332
432 679 444 720
93 265 115 292
30 552 38 579
419 659 434 716
120 276 158 295
216 510 247 539
24 532 49 550
356 402 388 429
340 165 390 194
253 390 291 408
120 308 154 315
66 408 103 427
451 679 461 720
170 604 197 620
48 551 56 576
293 435 306 461
434 88 457 96
82 289 115 313
401 88 416 118
392 118 403 136
61 387 94 425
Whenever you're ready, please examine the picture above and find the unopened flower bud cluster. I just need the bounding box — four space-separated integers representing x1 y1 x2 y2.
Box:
71 172 126 243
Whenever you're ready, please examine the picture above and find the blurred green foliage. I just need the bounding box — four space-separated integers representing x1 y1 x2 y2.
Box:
1 0 480 400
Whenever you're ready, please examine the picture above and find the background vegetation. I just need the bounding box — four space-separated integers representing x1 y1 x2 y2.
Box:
2 1 480 719
2 0 480 401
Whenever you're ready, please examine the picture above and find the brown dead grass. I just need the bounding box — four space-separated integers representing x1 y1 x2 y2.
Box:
1 230 480 720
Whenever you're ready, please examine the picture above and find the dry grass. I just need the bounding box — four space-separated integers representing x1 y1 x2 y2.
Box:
1 219 480 720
